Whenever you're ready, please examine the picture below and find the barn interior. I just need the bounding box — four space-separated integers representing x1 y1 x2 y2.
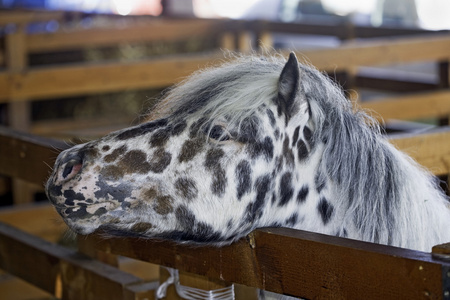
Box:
0 0 449 299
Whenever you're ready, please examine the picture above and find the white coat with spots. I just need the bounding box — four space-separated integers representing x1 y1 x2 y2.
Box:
46 53 450 252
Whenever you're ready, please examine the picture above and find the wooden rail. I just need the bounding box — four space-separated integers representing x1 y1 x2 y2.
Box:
77 227 450 300
26 18 224 53
1 34 449 103
361 90 450 122
0 221 158 300
294 34 450 70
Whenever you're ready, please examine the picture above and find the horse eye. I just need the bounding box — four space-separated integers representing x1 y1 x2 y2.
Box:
209 125 230 141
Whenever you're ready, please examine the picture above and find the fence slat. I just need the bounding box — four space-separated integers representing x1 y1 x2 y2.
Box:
0 221 156 300
27 19 224 53
78 227 450 299
1 35 450 102
298 34 450 70
361 90 450 121
389 127 450 175
0 126 68 186
0 53 223 102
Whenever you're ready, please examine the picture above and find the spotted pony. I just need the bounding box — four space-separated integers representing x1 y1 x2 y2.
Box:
46 53 450 252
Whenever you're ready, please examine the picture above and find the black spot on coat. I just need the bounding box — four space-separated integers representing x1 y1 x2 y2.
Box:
303 126 313 147
318 197 334 225
297 140 308 161
292 126 300 146
178 138 204 163
205 148 227 196
278 172 294 206
149 127 171 148
249 136 274 161
104 145 128 163
285 213 298 226
116 119 168 140
247 175 271 221
297 185 309 203
236 160 252 200
175 177 198 201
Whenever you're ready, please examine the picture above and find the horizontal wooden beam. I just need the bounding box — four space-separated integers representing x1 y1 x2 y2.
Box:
27 19 224 53
0 52 223 102
361 90 450 121
355 74 438 92
0 126 69 186
389 127 450 175
0 35 449 102
0 221 156 300
79 227 450 299
0 203 66 242
298 34 450 70
0 10 66 25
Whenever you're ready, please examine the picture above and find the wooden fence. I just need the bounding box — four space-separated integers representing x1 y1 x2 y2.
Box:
0 125 449 299
1 12 449 130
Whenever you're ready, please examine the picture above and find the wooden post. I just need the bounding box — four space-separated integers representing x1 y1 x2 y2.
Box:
258 31 273 51
238 31 254 53
5 24 40 205
437 60 450 190
220 32 236 51
77 234 120 267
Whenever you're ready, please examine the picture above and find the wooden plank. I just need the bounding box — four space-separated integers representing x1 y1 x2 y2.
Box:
361 90 450 121
79 228 450 299
0 126 69 186
355 73 438 92
0 52 223 102
0 222 155 300
1 35 450 101
27 19 224 53
0 10 65 25
0 203 66 243
299 34 450 70
30 116 135 139
389 127 450 175
6 25 36 205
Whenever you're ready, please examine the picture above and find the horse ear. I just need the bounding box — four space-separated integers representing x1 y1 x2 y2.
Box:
277 52 301 122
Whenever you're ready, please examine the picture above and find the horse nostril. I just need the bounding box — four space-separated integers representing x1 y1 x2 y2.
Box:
61 156 83 180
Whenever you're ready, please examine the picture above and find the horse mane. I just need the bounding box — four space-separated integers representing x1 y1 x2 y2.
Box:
300 62 450 250
148 54 283 126
150 54 450 251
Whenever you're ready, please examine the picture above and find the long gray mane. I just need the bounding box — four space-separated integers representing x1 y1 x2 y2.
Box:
151 54 450 250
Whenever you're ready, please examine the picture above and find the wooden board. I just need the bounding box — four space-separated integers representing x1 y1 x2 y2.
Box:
389 127 450 175
0 221 157 300
27 19 224 53
1 35 450 102
79 228 450 300
298 34 450 70
361 90 450 121
0 126 69 186
0 10 65 25
0 52 223 102
0 203 66 242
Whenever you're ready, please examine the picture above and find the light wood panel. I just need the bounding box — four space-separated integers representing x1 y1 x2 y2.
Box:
0 52 223 102
27 19 223 52
298 34 450 70
389 127 450 175
361 90 450 121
